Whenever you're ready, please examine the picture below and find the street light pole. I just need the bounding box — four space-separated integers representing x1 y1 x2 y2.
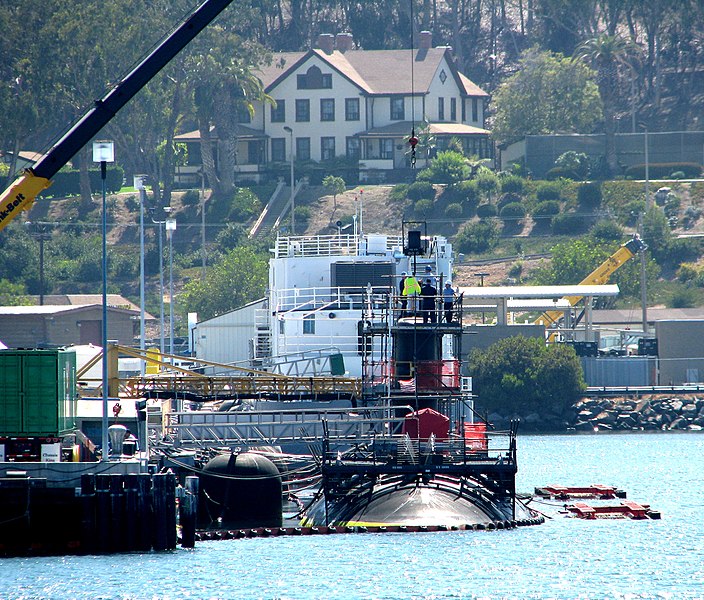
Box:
283 126 294 235
166 216 177 357
200 170 207 281
641 125 650 333
93 140 114 461
134 176 147 375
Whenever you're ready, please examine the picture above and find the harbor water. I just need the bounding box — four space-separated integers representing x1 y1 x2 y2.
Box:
3 433 703 600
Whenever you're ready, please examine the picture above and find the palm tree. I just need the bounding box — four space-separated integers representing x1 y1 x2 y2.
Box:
574 34 640 177
186 30 272 200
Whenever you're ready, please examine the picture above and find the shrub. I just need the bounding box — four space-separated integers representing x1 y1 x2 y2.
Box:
624 162 702 179
455 220 500 253
474 168 500 199
422 150 469 183
551 212 585 234
663 194 681 218
532 200 561 221
476 203 498 218
554 151 590 179
577 182 602 208
181 189 201 206
590 220 623 243
670 287 700 308
499 202 526 220
617 199 647 226
500 174 526 195
508 261 523 278
546 166 580 180
407 181 436 201
442 180 479 206
497 192 523 210
389 183 410 203
414 198 434 216
677 263 699 283
535 181 563 202
228 188 262 221
445 202 463 218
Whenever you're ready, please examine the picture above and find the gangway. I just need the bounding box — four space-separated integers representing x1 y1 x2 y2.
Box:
166 404 410 450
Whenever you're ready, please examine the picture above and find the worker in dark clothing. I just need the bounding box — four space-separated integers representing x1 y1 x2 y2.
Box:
420 278 437 323
399 271 408 312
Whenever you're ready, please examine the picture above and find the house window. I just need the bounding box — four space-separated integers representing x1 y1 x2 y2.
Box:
296 99 310 122
279 319 285 334
346 137 360 159
247 140 264 164
450 98 457 121
236 105 251 123
462 99 466 122
320 98 335 121
271 100 285 122
380 139 393 159
297 66 333 89
345 98 360 121
438 97 445 121
303 314 315 334
321 137 336 160
271 138 286 162
472 98 478 122
296 137 311 161
390 97 404 120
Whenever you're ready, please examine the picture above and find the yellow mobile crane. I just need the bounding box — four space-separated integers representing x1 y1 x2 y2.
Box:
535 235 647 332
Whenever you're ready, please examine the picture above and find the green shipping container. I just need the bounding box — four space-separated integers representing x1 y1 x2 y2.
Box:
0 349 77 437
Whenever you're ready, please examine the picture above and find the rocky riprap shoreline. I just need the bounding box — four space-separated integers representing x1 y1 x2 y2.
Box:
571 395 704 432
484 395 704 433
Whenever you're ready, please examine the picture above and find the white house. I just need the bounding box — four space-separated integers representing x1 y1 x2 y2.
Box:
175 32 491 185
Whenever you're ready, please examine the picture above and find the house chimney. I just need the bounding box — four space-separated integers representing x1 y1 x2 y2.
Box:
336 33 354 53
418 31 432 49
316 33 335 54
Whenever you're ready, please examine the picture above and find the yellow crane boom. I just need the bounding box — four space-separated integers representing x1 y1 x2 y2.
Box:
535 236 646 329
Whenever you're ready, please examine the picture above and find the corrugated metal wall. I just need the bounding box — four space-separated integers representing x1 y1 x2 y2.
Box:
193 300 264 368
580 357 657 387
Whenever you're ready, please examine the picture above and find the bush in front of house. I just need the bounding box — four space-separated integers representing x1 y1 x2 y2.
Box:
407 181 436 201
445 202 463 218
532 200 561 221
499 202 526 221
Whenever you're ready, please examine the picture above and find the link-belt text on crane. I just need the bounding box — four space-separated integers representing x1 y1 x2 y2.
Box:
0 194 26 224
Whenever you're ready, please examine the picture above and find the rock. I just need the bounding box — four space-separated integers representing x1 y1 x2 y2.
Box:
687 424 703 431
682 403 698 417
574 421 595 431
594 411 616 425
668 399 684 412
669 417 689 430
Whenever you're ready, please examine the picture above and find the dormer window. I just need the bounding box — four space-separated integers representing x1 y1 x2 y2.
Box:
297 66 333 89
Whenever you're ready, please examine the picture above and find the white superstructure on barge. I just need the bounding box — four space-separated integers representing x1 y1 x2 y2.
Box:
264 231 454 377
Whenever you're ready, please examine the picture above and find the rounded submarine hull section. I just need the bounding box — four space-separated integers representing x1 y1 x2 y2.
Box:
302 476 540 528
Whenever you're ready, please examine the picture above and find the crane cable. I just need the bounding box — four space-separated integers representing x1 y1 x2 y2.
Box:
408 0 419 167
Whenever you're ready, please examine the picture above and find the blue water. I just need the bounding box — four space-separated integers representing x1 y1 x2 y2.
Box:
3 433 704 600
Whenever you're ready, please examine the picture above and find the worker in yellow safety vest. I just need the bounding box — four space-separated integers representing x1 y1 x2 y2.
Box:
402 273 421 314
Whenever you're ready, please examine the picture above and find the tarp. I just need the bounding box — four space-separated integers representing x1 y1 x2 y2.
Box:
402 407 449 441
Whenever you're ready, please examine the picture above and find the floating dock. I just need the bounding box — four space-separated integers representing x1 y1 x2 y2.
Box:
566 500 661 520
534 484 627 500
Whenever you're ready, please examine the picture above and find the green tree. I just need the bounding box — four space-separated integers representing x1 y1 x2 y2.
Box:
179 246 267 321
417 150 468 184
0 279 30 306
492 48 602 146
322 175 346 209
469 336 585 418
185 28 272 201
